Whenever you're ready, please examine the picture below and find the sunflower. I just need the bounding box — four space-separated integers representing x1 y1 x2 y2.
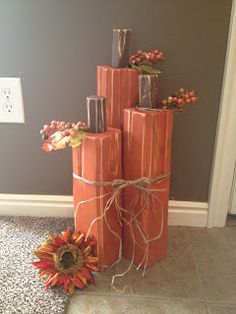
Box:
32 228 98 295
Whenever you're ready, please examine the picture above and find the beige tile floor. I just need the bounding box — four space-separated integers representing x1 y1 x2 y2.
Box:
66 219 236 314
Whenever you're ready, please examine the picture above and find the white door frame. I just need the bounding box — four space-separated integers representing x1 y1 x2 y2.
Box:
208 0 236 227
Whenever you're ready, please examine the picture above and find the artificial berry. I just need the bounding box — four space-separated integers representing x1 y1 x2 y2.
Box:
65 122 72 129
59 122 66 129
43 124 50 130
63 130 70 136
129 49 164 66
159 88 197 111
42 134 49 140
177 99 183 104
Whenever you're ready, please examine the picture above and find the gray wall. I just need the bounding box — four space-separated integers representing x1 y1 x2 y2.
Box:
0 0 232 201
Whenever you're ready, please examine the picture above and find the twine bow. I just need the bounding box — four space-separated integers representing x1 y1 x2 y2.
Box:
73 172 170 292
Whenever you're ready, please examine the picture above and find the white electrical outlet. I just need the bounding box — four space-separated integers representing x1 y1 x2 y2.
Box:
0 78 25 123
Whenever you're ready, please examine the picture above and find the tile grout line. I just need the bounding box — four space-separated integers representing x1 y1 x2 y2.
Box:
73 290 236 305
73 290 205 302
185 227 210 314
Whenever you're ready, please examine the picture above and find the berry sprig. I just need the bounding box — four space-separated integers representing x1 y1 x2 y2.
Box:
129 49 165 74
160 88 198 111
40 120 88 152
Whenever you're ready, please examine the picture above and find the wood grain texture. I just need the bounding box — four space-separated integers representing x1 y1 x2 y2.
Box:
123 109 173 267
97 66 139 129
73 128 122 271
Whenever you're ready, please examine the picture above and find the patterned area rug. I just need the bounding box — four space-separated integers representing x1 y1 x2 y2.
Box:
0 216 73 314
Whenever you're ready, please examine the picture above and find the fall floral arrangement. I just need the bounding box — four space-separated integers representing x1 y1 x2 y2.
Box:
129 49 164 74
129 49 198 112
40 120 88 152
160 87 197 111
32 228 98 295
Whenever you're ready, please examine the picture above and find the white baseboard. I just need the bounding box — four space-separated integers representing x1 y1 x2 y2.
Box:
0 194 74 218
0 194 208 227
168 200 208 227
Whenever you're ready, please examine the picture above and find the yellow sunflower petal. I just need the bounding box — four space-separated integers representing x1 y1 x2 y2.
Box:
71 231 81 241
83 245 92 256
38 249 54 256
68 283 75 296
37 269 52 279
85 256 98 263
74 233 85 245
85 264 99 272
45 273 55 286
75 272 87 285
50 273 60 287
41 244 57 253
47 232 60 244
34 249 53 260
60 228 70 243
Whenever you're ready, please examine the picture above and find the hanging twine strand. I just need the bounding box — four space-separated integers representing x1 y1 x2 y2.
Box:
73 172 170 292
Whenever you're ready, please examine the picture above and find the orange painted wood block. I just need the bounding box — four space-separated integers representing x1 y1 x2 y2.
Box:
73 128 122 271
97 66 139 129
123 108 173 268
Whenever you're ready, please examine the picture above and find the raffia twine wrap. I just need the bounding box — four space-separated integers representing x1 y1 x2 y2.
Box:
73 172 170 292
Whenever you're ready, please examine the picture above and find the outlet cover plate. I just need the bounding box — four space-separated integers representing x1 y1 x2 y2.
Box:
0 78 25 123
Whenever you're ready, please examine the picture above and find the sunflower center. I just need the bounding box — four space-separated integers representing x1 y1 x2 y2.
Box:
53 244 84 274
61 251 75 269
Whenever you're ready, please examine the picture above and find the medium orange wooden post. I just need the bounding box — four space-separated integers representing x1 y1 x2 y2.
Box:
122 108 173 268
97 66 139 129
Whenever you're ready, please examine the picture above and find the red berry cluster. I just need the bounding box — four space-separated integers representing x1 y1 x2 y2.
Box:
129 49 164 66
40 120 87 141
160 88 198 110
